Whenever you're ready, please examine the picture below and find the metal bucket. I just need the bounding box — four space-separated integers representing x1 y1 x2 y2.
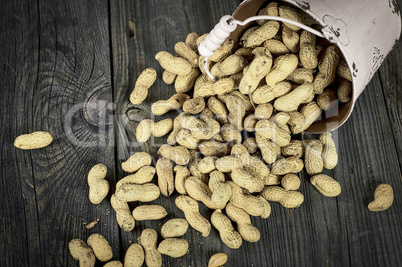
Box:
229 0 401 133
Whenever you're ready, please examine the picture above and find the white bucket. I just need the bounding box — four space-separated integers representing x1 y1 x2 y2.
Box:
229 0 401 133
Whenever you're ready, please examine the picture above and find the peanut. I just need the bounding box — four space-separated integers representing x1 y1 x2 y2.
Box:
243 20 280 48
279 5 302 31
228 181 271 218
162 70 177 85
176 129 198 149
252 81 292 104
282 140 304 157
219 54 247 76
130 68 157 105
255 119 291 147
174 165 190 194
304 139 324 175
264 39 289 56
122 152 152 173
211 209 243 249
286 68 314 84
115 183 160 202
135 118 173 143
104 261 122 267
337 78 352 103
124 244 144 267
174 41 198 68
156 158 174 197
198 156 217 174
209 39 234 62
87 233 113 262
317 89 337 110
240 26 258 47
185 32 199 52
336 59 352 81
110 194 135 231
189 150 209 183
182 97 205 114
299 30 318 69
255 103 273 120
175 68 201 93
320 133 338 169
243 137 258 154
226 94 246 131
208 96 229 124
161 218 189 239
261 186 304 208
194 74 214 98
68 239 96 267
209 170 232 209
300 101 322 131
244 114 257 132
140 229 162 267
158 144 190 165
310 174 341 197
230 90 254 111
167 113 183 145
87 164 109 204
239 48 273 94
155 51 191 76
133 205 167 220
282 25 299 53
266 54 298 87
14 131 53 150
116 166 156 189
274 82 314 112
208 252 228 267
211 77 236 95
313 45 340 94
262 174 281 186
221 124 242 143
157 238 189 258
184 176 218 209
368 184 394 211
255 134 280 164
287 111 305 134
151 93 189 115
199 140 231 157
226 202 260 242
272 112 290 127
271 156 304 175
175 195 211 237
215 156 242 173
281 174 301 190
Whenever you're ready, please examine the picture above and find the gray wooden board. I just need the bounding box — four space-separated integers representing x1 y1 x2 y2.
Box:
0 0 401 266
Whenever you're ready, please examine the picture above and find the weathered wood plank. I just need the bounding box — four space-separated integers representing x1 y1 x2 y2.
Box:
0 0 119 266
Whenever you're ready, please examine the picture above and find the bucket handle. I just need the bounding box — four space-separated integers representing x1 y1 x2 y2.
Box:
198 15 327 82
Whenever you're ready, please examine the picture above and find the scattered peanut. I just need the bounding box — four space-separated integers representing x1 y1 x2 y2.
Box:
211 209 243 249
124 243 145 267
368 184 394 211
68 239 96 267
157 238 189 258
310 174 341 197
87 233 113 262
14 131 53 150
122 152 152 173
111 194 135 231
161 218 189 239
208 253 228 267
140 229 162 267
87 164 109 204
132 205 167 220
130 68 157 105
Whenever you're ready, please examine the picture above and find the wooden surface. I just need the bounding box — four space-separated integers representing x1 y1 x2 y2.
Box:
0 0 401 266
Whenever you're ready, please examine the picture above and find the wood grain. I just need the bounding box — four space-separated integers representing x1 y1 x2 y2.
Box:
0 0 401 266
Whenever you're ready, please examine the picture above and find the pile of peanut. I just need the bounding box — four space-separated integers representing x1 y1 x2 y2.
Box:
13 1 395 267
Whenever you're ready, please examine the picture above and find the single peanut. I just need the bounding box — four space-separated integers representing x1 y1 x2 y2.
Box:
151 93 189 115
157 238 189 258
271 156 304 175
337 78 352 103
211 209 243 249
156 158 174 197
133 205 167 220
317 89 337 110
122 152 152 173
174 165 190 194
110 194 135 231
140 229 162 267
87 164 109 204
115 183 160 202
162 70 177 85
368 184 394 211
124 244 144 267
282 140 304 157
310 174 341 197
255 119 291 147
300 101 322 131
68 239 96 267
135 118 173 143
175 195 211 237
182 97 206 114
313 45 340 94
320 133 338 169
116 166 156 189
175 68 201 93
304 139 324 176
161 218 189 239
261 186 304 208
266 54 298 87
87 233 113 262
130 68 157 105
14 131 52 150
155 51 191 76
281 174 301 190
252 81 292 104
158 144 190 165
274 82 314 112
226 202 260 242
208 252 228 267
174 41 198 67
184 176 218 209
